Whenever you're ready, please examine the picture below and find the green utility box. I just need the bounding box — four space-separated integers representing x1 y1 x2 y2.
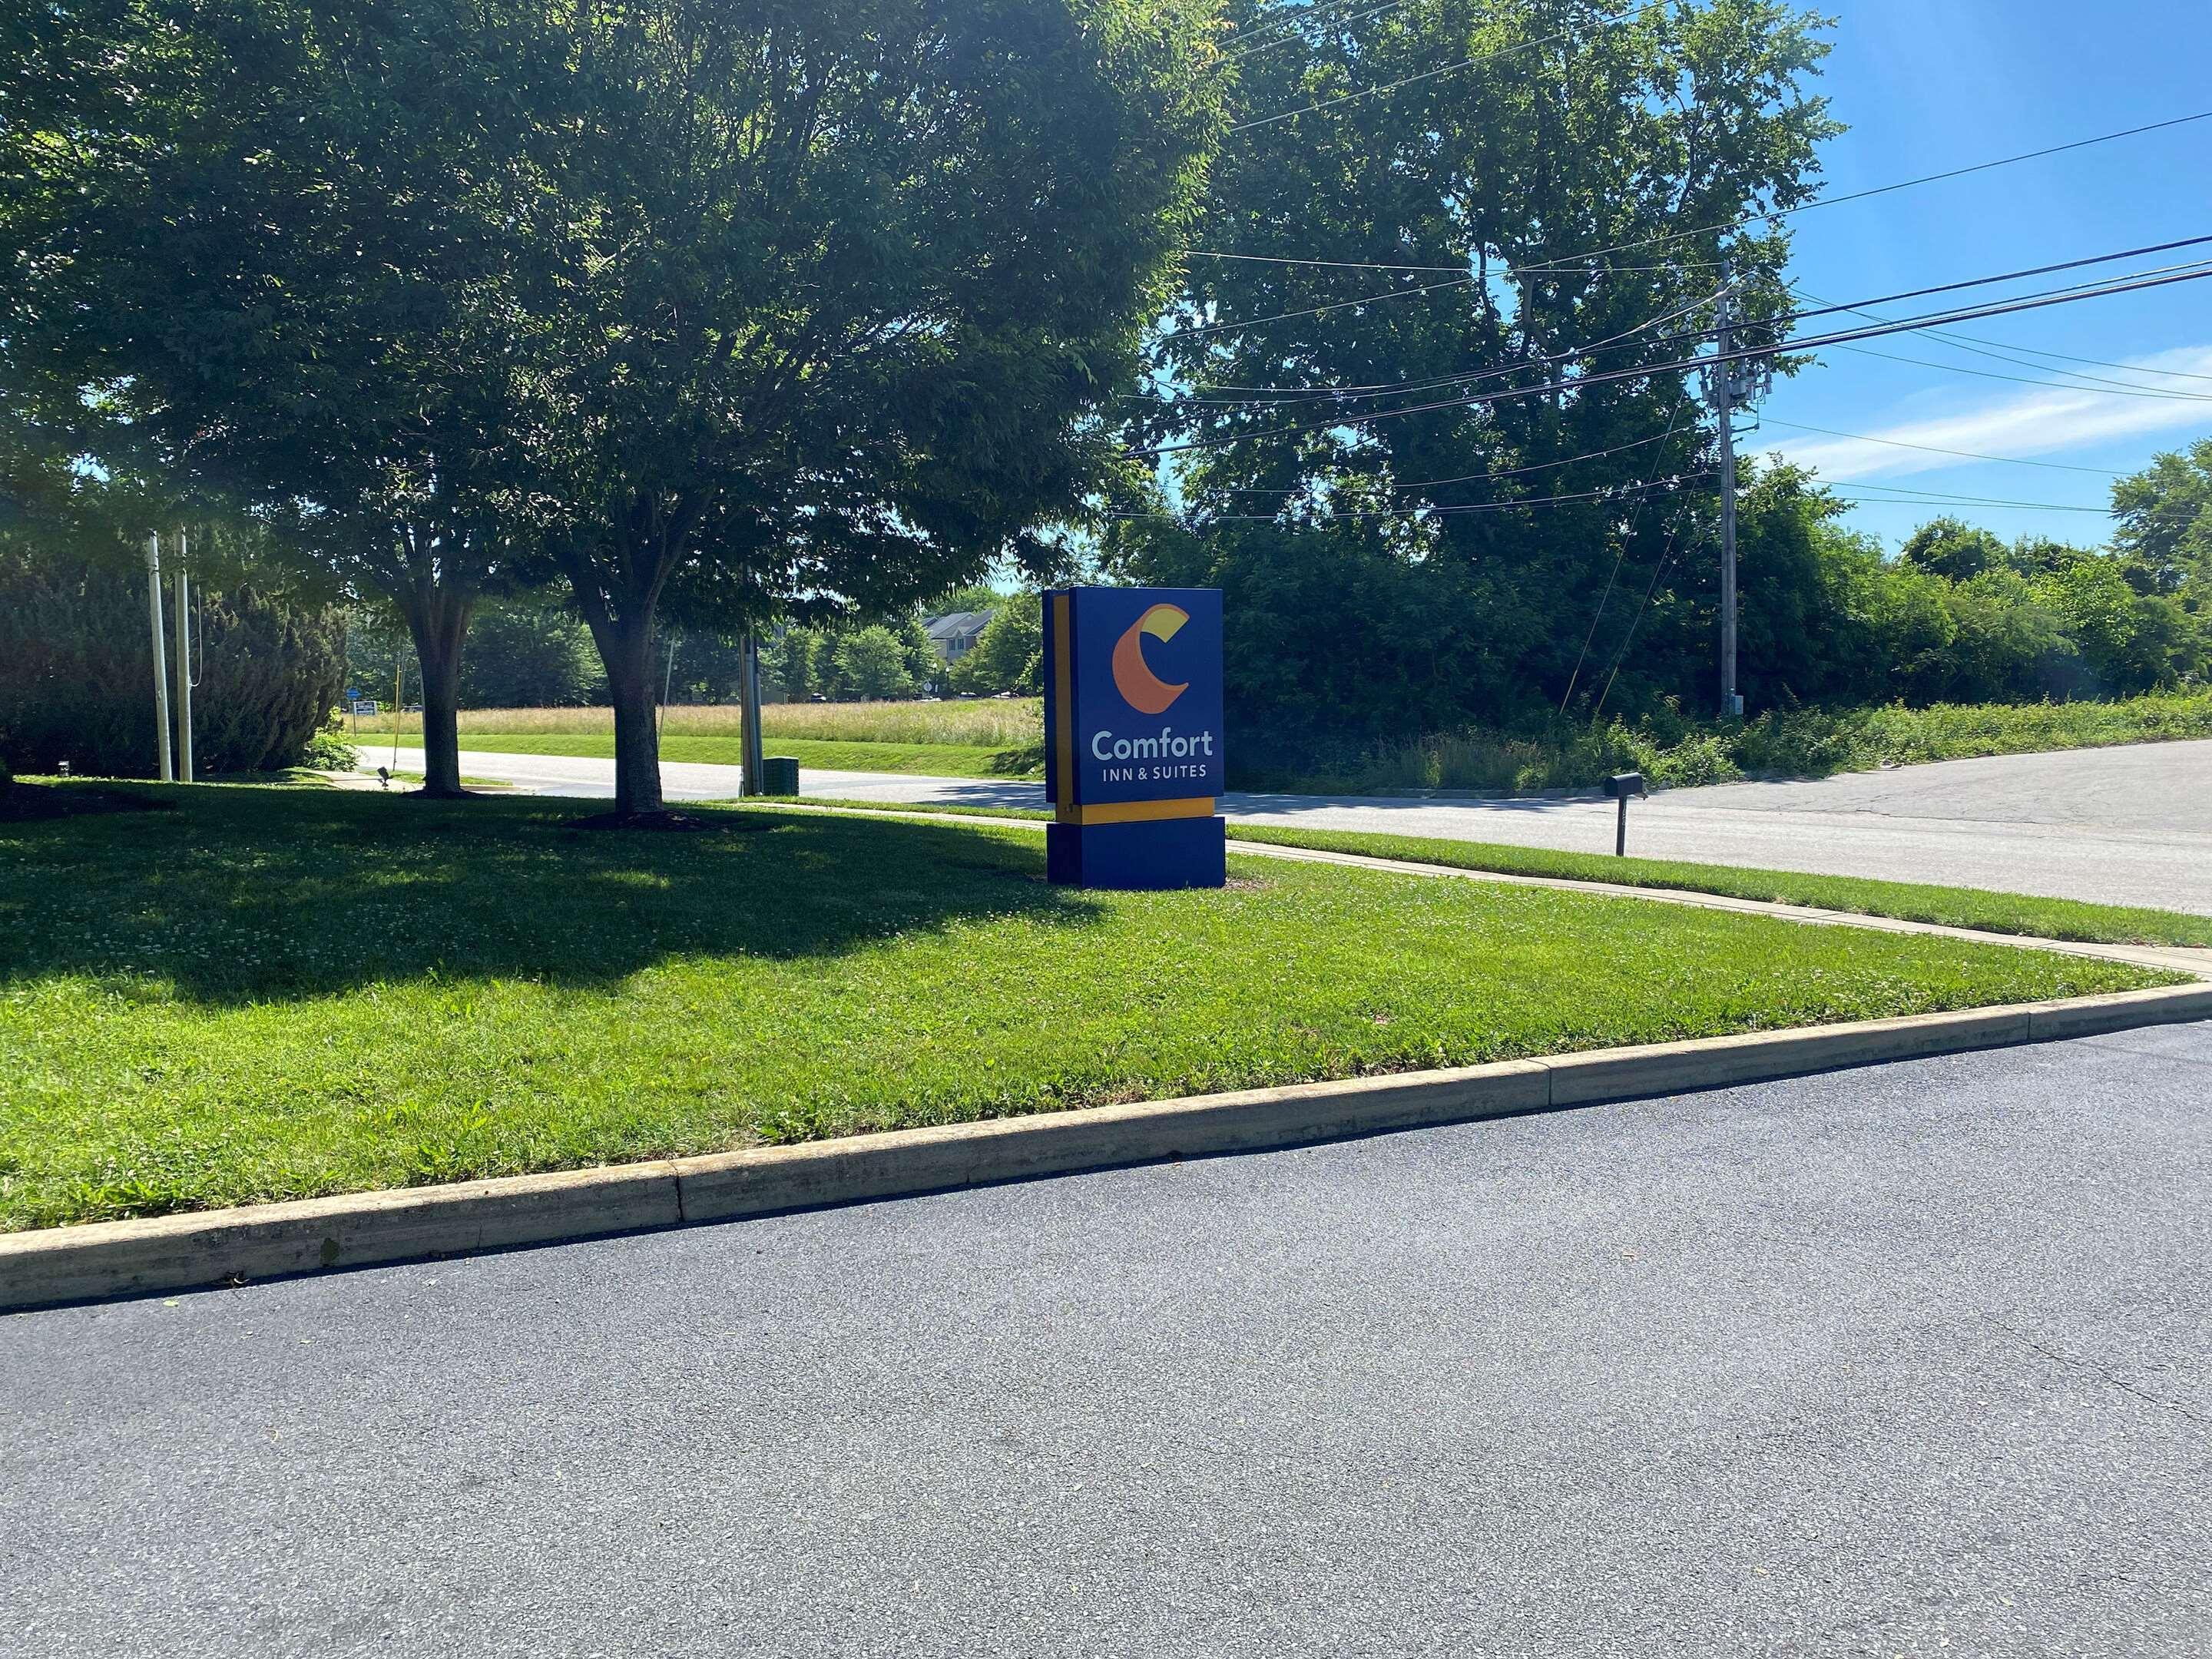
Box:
758 756 800 796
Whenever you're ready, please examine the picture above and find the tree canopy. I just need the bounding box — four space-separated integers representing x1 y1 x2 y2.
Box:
2113 437 2212 605
478 0 1226 810
1111 0 1839 734
5 0 1226 811
3 0 535 792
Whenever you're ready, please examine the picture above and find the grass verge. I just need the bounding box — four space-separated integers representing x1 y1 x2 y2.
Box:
0 784 2173 1231
1226 826 2212 949
384 730 1038 779
796 800 2212 949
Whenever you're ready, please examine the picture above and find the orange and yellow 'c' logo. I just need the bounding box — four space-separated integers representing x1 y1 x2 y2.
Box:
1111 604 1190 715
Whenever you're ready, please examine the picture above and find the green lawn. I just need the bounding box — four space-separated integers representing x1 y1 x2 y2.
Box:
1227 826 2212 950
0 784 2172 1232
429 730 1038 779
796 801 2212 950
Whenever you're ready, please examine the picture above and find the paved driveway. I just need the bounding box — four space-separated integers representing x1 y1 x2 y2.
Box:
364 738 2212 914
6 1025 2210 1657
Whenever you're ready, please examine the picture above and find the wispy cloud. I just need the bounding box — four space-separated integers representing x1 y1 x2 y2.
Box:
1760 344 2212 482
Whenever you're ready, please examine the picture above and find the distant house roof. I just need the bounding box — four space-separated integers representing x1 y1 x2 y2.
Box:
923 609 994 655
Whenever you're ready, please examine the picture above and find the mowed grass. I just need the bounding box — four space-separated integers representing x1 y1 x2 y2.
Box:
785 801 2212 949
401 730 1032 779
0 784 2171 1231
354 698 1045 777
1225 826 2212 950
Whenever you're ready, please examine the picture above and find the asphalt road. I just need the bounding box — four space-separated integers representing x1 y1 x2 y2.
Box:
366 737 2212 914
7 1025 2211 1657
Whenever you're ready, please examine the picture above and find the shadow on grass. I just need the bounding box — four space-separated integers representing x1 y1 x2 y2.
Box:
0 783 1107 1006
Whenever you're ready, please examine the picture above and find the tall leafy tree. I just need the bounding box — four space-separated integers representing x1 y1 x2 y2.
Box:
1115 0 1836 734
947 591 1045 694
2113 436 2212 607
3 0 542 796
489 0 1227 814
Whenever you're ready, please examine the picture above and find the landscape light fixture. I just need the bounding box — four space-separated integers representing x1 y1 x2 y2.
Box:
1604 771 1647 857
377 767 391 790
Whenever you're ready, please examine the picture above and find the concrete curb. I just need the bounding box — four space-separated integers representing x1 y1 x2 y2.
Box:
7 982 2209 1316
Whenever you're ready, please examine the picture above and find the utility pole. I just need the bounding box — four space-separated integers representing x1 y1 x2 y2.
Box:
1704 260 1770 720
659 631 680 736
738 628 765 797
171 530 195 781
146 535 174 783
1712 260 1740 721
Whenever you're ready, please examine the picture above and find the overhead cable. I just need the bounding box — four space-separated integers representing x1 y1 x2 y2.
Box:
1754 419 2130 477
1164 239 2212 406
1830 485 2111 514
1228 0 1667 133
1512 109 2212 275
1137 263 2212 455
1181 472 1710 521
1830 341 2212 404
1222 0 1421 60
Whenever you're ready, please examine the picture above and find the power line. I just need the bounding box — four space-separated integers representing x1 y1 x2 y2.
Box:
1220 0 1389 58
1830 340 2212 403
1177 472 1711 521
1228 1 1665 134
1787 111 2212 214
1755 419 2130 477
1512 108 2212 276
1226 426 1681 498
1168 269 1740 401
1796 280 2212 402
1175 250 1721 275
1560 392 1700 712
1165 238 2210 406
1783 233 2212 327
1196 93 2210 282
1830 485 2111 515
1916 336 2212 386
1139 262 2212 455
1181 250 1473 273
1222 0 1421 60
1592 502 1697 721
1167 272 1476 340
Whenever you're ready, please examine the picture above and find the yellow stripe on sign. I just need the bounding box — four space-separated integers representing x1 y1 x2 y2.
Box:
1051 593 1078 820
1060 797 1214 826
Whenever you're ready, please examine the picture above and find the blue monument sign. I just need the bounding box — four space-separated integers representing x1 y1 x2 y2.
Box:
1043 586 1227 889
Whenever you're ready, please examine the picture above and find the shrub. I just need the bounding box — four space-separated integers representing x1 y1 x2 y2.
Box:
1232 690 2212 795
299 711 359 770
0 549 346 776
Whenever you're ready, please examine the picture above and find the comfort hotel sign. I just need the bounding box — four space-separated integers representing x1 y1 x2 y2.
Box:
1043 586 1227 889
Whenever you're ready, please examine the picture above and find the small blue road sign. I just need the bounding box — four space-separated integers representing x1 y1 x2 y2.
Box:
1042 586 1227 889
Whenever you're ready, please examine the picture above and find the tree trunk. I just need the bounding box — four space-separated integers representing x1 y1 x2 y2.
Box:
601 611 665 816
396 584 474 799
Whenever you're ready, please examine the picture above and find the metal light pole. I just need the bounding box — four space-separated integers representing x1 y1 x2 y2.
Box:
739 628 765 797
171 530 195 781
146 535 174 782
1712 263 1740 720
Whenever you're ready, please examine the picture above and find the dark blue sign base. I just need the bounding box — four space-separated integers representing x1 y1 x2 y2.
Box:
1047 817 1226 891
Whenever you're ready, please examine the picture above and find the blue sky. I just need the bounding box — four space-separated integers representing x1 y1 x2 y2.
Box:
1763 0 2212 548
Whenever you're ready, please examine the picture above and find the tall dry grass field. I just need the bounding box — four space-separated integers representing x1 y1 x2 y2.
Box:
357 699 1042 748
